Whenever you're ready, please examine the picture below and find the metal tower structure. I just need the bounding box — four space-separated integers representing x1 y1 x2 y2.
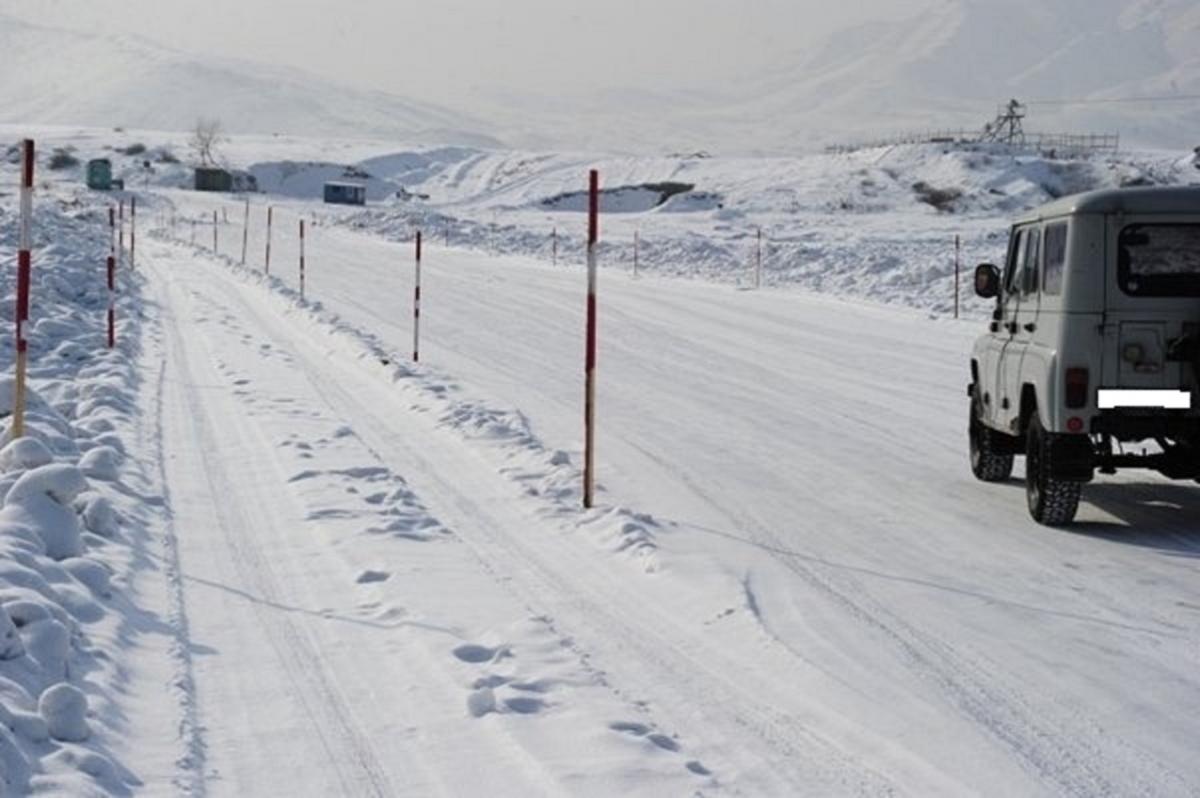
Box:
981 99 1027 145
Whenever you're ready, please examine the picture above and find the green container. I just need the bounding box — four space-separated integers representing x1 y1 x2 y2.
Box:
86 159 112 190
194 167 233 192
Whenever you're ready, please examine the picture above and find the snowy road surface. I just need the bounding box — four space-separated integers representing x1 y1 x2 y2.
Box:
128 194 1200 796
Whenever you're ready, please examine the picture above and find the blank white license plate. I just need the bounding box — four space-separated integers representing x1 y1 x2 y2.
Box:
1098 389 1193 410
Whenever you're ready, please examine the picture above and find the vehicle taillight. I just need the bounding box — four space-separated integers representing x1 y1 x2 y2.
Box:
1065 368 1089 409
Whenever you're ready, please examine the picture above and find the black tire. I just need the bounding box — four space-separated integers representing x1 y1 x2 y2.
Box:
969 393 1014 482
1025 414 1081 525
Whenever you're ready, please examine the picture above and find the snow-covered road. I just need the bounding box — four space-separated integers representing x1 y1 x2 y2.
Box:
131 193 1200 796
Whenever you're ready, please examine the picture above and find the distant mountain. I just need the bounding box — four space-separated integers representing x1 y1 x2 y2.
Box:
730 0 1200 150
0 3 1195 156
0 14 502 148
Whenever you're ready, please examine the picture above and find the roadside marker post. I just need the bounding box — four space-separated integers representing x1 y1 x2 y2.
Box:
954 234 961 319
299 219 306 299
552 226 558 266
633 230 639 277
265 206 273 274
755 227 763 289
118 200 125 264
109 206 116 259
130 196 136 269
107 255 116 349
212 210 218 253
583 169 599 509
241 198 249 265
12 140 34 439
413 231 422 362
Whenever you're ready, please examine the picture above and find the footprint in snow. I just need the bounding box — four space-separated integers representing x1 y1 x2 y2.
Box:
355 570 391 584
609 721 680 751
609 720 710 776
452 643 509 664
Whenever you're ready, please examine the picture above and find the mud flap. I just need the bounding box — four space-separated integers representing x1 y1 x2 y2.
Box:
1046 434 1095 482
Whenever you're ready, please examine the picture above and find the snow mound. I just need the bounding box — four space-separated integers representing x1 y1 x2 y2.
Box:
2 465 89 560
0 438 53 473
250 161 402 202
541 183 695 214
79 446 122 481
39 683 90 742
0 184 146 795
0 603 22 659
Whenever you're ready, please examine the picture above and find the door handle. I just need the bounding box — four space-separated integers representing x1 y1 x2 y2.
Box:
1024 322 1036 332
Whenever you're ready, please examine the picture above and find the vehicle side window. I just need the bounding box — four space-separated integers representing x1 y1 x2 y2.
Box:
1043 222 1068 295
1022 228 1041 296
1005 229 1027 297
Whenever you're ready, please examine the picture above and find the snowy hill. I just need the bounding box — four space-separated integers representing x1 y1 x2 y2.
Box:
3 3 1198 155
732 0 1200 150
0 14 500 147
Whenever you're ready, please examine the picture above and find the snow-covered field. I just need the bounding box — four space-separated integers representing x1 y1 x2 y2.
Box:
16 124 1199 315
3 127 1200 796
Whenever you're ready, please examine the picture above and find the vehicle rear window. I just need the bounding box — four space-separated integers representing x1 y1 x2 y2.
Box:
1118 224 1200 297
1043 222 1068 295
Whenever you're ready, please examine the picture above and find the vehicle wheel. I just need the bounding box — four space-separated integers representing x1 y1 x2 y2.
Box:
969 393 1013 482
1025 414 1081 525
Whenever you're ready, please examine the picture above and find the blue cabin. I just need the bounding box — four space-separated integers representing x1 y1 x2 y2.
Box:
324 181 366 206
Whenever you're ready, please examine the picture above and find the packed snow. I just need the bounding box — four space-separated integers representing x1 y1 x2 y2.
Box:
1 122 1199 796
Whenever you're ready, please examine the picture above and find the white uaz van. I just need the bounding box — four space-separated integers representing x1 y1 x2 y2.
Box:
969 186 1200 525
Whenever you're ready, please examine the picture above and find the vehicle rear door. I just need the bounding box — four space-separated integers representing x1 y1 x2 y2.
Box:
1104 215 1200 402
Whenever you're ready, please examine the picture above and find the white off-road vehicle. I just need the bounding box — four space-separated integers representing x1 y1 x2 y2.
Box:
969 186 1200 525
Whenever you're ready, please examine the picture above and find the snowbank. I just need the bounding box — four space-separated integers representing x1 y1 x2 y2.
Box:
333 142 1200 314
0 187 147 794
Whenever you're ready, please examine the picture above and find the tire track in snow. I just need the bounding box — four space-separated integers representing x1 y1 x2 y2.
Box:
149 351 209 796
624 420 1191 795
688 463 1186 797
214 289 900 796
157 266 396 798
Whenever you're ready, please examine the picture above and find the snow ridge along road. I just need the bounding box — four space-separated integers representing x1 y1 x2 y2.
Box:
134 194 1200 797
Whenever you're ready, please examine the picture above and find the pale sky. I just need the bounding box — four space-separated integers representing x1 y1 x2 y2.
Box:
4 0 934 104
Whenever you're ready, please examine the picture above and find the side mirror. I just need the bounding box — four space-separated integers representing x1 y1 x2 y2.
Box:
974 263 1001 299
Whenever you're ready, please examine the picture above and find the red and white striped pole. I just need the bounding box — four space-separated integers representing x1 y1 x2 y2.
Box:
241 198 249 265
299 219 306 299
130 196 136 269
583 169 599 509
265 206 273 274
13 140 34 439
106 254 116 349
413 231 422 362
212 210 218 253
954 234 961 319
